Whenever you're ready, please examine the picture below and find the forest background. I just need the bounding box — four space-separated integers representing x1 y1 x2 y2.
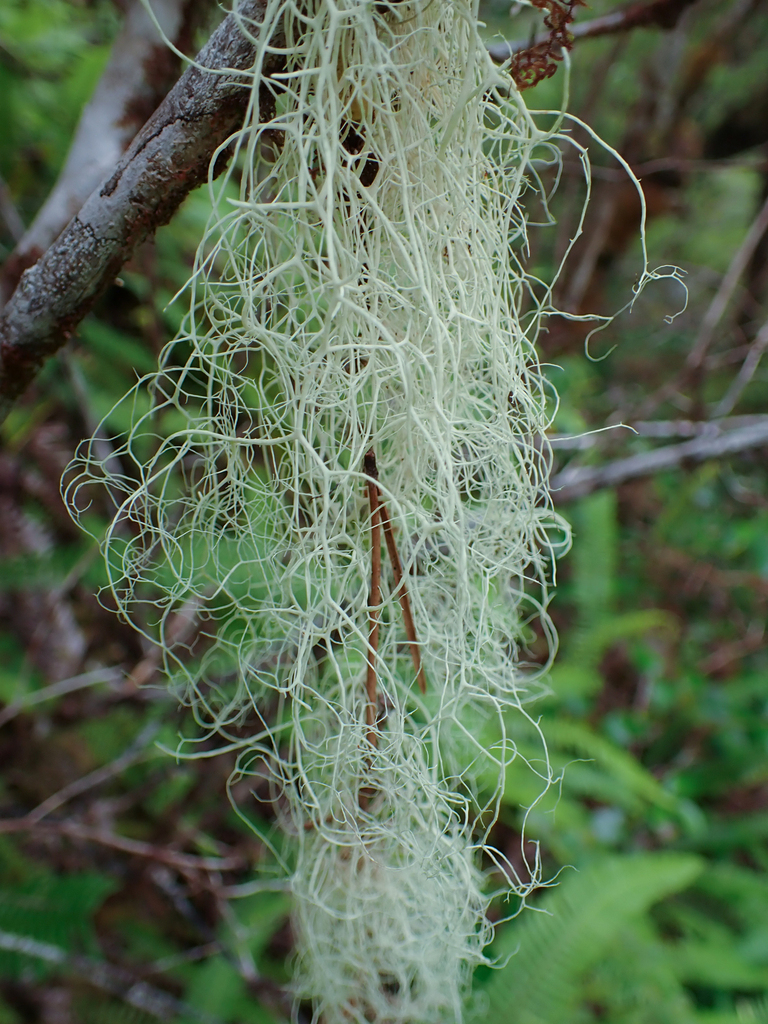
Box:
1 0 768 1020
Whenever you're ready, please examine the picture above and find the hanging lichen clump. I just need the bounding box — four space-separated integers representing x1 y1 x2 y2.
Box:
68 0 573 1019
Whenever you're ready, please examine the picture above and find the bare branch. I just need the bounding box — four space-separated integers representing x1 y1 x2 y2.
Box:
24 721 160 823
551 419 768 501
0 667 125 728
488 0 700 63
548 414 768 448
713 317 768 417
0 819 246 873
636 193 768 418
0 928 224 1023
0 0 211 305
0 0 284 423
686 195 768 373
699 620 765 676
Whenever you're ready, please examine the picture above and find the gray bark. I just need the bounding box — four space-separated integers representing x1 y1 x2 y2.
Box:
0 0 283 423
552 419 768 501
0 0 198 305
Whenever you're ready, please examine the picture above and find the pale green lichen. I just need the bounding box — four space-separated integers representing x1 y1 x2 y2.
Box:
67 0 593 1018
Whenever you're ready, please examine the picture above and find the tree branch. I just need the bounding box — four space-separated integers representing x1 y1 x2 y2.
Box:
0 0 212 305
713 317 768 418
0 0 284 423
0 666 125 728
488 0 700 63
0 819 245 874
548 414 768 448
0 928 224 1023
551 419 768 501
634 194 768 419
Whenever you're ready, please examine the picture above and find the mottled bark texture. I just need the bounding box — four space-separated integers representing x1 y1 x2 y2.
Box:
0 0 213 305
0 0 283 423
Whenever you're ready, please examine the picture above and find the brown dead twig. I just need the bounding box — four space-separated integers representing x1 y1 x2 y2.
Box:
364 450 383 746
0 0 285 424
0 819 246 875
505 1 586 90
0 667 125 728
489 0 701 65
363 450 427 747
23 721 161 824
699 621 765 676
713 317 768 418
380 503 428 695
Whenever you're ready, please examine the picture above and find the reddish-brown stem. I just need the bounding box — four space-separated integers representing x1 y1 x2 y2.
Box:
364 450 382 748
379 502 427 694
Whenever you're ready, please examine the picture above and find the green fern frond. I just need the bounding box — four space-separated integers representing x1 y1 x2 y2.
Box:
695 998 768 1024
558 492 676 687
544 718 680 813
581 918 700 1024
181 956 281 1024
697 863 768 927
498 715 680 815
480 853 703 1024
73 995 158 1024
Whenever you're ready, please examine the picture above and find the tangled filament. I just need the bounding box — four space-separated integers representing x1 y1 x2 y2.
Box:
68 0 571 1019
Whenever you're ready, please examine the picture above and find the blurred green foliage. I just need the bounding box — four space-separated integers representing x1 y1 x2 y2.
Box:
1 0 768 1021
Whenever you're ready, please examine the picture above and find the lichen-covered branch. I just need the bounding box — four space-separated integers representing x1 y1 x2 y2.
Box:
0 0 284 424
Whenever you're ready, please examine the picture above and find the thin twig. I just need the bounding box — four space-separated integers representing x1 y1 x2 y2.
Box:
24 721 161 823
379 501 427 694
687 195 768 373
713 317 768 418
364 449 382 746
699 620 765 676
636 193 768 418
548 414 768 448
0 820 245 874
551 419 768 501
0 928 224 1023
148 942 222 975
630 415 768 438
0 666 125 728
576 153 768 183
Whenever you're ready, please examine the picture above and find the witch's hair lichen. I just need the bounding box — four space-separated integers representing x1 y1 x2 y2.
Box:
65 0 589 1018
